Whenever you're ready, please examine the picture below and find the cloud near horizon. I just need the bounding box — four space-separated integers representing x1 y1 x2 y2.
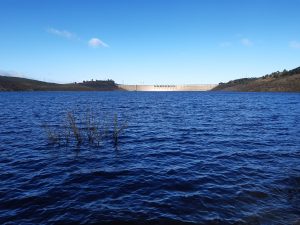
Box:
0 69 28 78
46 28 78 40
219 36 254 48
289 41 300 49
240 38 253 47
88 38 109 48
219 41 232 47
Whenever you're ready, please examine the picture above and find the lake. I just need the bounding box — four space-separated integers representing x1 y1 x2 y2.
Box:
0 91 299 224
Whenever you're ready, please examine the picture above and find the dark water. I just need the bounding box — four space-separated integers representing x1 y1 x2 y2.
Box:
0 91 300 225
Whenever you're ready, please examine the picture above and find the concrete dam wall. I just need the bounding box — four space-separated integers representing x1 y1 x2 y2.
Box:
118 84 217 91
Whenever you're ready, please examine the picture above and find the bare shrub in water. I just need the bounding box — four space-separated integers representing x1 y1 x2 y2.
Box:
113 113 128 147
84 109 105 146
67 112 82 145
43 110 127 148
85 109 96 144
43 124 61 145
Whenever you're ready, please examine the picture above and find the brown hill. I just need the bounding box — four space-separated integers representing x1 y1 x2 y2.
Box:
212 67 300 92
0 76 120 91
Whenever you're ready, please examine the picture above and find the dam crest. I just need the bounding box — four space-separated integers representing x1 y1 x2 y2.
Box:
118 84 217 91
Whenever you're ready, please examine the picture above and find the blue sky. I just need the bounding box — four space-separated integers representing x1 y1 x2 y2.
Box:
0 0 300 84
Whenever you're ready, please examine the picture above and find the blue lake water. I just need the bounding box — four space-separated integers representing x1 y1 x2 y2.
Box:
0 91 300 224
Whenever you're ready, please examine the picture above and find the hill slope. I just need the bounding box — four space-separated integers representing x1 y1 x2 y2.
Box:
0 76 120 91
212 67 300 92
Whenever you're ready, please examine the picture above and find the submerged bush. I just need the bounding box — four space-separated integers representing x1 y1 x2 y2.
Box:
43 110 127 148
67 112 82 145
43 124 61 145
113 113 128 147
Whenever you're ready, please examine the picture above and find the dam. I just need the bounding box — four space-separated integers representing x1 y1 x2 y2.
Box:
118 84 217 91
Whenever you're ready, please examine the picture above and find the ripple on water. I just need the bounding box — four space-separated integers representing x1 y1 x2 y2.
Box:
0 92 300 224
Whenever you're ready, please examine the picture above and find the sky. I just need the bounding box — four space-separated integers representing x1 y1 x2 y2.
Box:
0 0 300 84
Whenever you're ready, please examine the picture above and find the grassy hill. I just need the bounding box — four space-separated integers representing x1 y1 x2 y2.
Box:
0 76 120 91
212 67 300 92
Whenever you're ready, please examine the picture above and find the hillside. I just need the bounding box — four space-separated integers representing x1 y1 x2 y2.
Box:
0 76 120 91
212 67 300 92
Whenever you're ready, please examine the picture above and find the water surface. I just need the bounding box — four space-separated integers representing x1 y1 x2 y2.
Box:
0 91 299 224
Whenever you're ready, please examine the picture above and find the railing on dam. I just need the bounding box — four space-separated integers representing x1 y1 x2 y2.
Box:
118 84 217 91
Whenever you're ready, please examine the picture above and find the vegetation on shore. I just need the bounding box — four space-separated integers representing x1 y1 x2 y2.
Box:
212 66 300 92
2 66 300 92
0 75 120 91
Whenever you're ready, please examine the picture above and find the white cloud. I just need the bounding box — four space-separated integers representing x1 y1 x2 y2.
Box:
46 28 109 48
46 28 78 40
0 69 27 78
289 41 300 49
219 41 232 47
88 38 109 48
241 38 253 47
0 70 14 77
